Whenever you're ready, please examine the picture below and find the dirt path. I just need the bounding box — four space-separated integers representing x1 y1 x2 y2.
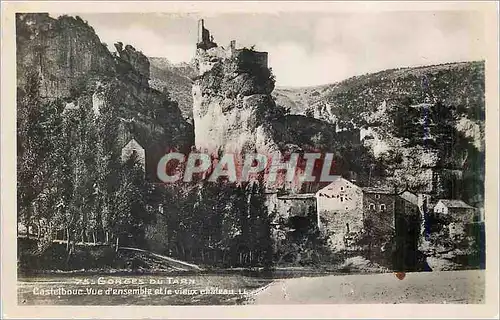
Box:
118 247 203 271
250 270 484 304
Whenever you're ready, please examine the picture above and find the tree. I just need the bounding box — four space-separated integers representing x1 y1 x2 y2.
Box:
112 152 155 250
17 71 64 238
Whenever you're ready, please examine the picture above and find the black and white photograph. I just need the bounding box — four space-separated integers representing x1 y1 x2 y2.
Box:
1 1 499 318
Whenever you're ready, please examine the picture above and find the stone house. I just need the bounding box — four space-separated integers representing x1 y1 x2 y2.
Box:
361 187 396 237
315 176 364 250
434 199 476 219
433 199 476 240
265 192 316 220
121 138 146 172
315 177 424 252
399 191 430 239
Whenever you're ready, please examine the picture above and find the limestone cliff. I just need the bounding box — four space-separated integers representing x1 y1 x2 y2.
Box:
16 13 116 98
16 13 194 179
192 41 281 154
191 26 373 194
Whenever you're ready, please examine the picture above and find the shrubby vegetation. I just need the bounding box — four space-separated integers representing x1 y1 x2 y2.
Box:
17 72 283 269
17 72 156 255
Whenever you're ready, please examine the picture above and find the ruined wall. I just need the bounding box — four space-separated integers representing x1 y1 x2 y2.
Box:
265 194 316 220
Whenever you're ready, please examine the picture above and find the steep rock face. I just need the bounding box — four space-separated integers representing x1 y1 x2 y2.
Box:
16 13 116 98
192 44 280 154
191 32 375 195
16 13 194 179
114 42 150 83
191 39 350 158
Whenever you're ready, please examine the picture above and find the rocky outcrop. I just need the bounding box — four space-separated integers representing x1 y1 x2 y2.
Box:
114 42 150 87
192 39 280 154
191 28 352 159
274 62 485 207
16 14 116 99
16 13 194 179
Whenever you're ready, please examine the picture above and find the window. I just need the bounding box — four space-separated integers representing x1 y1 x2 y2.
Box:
380 204 386 211
340 197 344 202
369 203 375 210
375 194 380 199
345 207 349 210
340 187 344 191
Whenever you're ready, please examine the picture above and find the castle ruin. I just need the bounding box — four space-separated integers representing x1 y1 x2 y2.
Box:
192 20 277 155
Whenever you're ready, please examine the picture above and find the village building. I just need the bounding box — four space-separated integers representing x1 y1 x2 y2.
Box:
265 192 316 220
433 199 476 218
313 176 427 252
399 191 430 241
398 191 422 217
315 176 364 250
361 187 396 236
121 138 146 172
433 199 477 239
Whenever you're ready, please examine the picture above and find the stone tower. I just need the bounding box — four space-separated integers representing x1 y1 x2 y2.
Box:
196 19 217 51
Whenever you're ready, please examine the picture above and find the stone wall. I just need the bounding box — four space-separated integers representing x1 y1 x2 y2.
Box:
319 208 364 251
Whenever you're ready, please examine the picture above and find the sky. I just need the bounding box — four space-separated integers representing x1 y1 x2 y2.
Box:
61 11 485 87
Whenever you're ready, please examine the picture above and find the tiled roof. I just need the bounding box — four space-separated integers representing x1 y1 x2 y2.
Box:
438 199 475 209
361 187 393 194
314 176 348 194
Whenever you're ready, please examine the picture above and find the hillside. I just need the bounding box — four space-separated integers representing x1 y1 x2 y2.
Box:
149 57 197 119
148 58 485 133
273 61 485 208
274 61 485 124
147 56 485 205
16 13 194 260
16 14 194 178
